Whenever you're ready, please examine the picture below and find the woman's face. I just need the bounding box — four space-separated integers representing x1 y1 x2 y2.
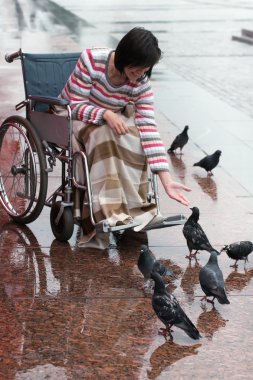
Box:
124 66 150 83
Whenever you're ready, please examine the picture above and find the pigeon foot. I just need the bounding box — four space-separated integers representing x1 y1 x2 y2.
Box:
201 295 215 307
158 326 173 340
185 251 199 260
206 297 215 306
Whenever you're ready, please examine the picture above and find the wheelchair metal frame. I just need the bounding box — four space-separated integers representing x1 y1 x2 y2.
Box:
0 49 186 241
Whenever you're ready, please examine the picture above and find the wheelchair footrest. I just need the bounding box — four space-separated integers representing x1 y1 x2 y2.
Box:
96 221 141 233
144 214 187 231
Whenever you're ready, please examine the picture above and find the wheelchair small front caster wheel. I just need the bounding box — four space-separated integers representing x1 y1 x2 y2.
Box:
50 201 74 242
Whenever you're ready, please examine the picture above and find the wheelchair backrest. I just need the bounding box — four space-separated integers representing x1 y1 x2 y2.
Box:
21 52 81 100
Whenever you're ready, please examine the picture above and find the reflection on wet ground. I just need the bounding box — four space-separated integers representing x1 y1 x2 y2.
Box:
0 223 153 379
193 174 218 201
147 340 201 379
1 218 253 378
196 308 227 340
225 268 253 293
180 260 202 304
168 152 187 181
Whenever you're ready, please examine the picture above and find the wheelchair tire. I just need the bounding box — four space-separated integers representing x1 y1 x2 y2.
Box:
0 115 48 223
50 201 74 242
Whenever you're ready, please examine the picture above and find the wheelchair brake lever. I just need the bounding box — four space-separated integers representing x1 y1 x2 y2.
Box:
42 140 56 172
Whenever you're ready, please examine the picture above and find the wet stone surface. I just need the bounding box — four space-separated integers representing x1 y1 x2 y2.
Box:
1 0 253 379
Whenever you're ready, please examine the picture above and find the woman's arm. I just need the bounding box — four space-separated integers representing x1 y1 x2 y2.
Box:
60 49 107 125
134 81 191 206
134 81 169 173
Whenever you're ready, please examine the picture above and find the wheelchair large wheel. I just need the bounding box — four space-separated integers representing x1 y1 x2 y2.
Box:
0 115 48 223
50 201 74 242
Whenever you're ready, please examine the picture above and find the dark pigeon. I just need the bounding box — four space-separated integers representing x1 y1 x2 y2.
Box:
199 250 230 306
221 240 253 268
193 150 221 176
138 245 174 288
167 125 189 154
183 207 216 259
151 272 201 340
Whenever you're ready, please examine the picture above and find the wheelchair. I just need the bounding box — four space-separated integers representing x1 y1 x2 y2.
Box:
0 49 186 242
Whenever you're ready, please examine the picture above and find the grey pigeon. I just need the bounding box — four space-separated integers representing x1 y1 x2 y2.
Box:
167 125 189 154
221 240 253 268
151 272 201 340
138 245 174 288
193 150 221 176
199 250 230 306
183 207 216 260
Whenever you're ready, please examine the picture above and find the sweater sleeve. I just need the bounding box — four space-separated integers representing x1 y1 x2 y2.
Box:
60 49 106 125
134 82 169 173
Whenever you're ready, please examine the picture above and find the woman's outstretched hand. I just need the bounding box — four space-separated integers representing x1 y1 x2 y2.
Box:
158 171 191 206
164 181 191 206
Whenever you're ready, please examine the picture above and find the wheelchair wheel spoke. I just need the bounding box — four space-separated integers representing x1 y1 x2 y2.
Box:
0 116 48 222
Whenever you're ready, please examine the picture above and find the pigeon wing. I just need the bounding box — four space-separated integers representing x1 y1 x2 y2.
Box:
199 266 219 294
169 134 181 150
240 241 253 257
153 260 174 277
152 292 178 326
194 156 208 168
184 222 213 251
194 224 213 250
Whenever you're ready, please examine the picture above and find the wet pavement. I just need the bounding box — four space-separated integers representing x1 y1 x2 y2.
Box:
1 0 253 379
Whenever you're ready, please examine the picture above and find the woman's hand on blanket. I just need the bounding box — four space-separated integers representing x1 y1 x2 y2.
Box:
104 110 129 136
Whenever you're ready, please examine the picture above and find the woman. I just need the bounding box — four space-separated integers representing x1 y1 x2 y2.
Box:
59 27 191 244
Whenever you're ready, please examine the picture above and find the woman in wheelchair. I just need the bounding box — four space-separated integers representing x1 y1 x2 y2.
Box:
56 27 191 244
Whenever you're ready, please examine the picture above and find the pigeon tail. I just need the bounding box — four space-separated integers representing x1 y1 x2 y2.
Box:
207 248 220 256
176 317 202 340
216 291 230 305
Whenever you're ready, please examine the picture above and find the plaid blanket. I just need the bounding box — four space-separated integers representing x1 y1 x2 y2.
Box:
74 115 157 243
54 107 157 244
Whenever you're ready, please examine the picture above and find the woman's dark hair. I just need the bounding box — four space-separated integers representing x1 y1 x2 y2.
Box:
114 27 162 79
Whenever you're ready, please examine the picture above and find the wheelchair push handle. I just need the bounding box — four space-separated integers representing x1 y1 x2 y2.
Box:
5 49 22 63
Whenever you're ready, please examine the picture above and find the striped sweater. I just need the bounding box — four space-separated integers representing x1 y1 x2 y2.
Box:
60 48 169 172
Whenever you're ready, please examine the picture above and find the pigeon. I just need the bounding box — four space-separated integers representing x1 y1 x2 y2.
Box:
151 272 201 340
221 240 253 268
199 250 230 306
138 245 174 288
167 125 189 154
183 207 216 259
193 150 221 176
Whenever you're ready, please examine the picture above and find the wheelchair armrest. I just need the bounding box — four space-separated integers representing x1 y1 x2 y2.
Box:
28 95 69 107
